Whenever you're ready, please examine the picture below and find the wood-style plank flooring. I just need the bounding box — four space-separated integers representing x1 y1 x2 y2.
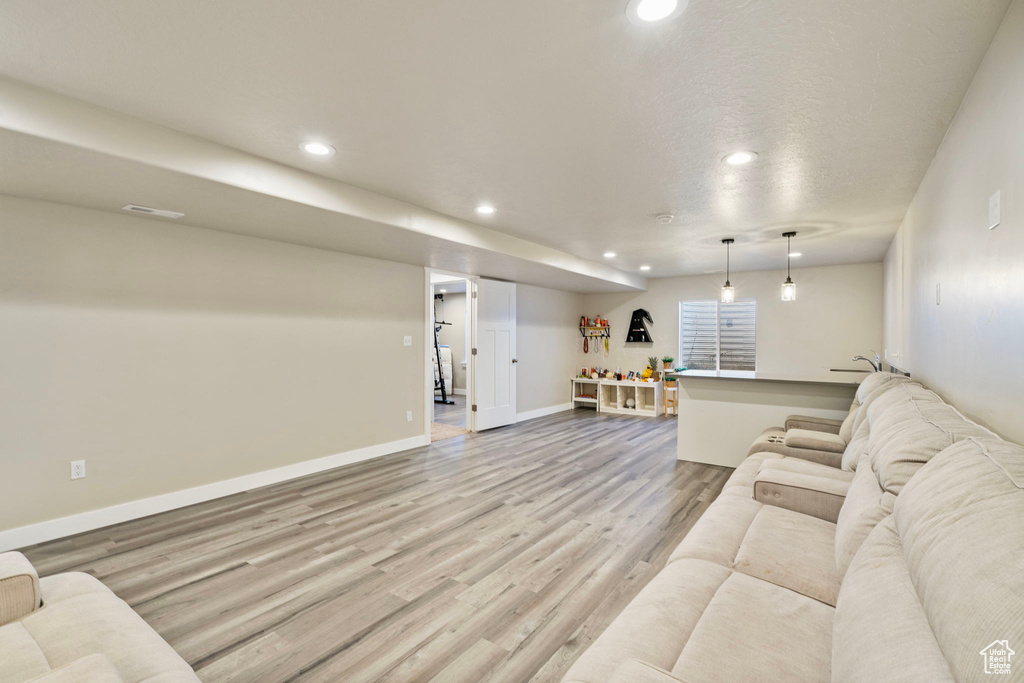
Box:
22 409 730 683
433 395 467 427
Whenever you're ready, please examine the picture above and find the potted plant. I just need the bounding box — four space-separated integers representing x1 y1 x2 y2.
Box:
662 356 674 370
647 356 661 381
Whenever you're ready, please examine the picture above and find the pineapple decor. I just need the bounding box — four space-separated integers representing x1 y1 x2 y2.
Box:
646 356 661 381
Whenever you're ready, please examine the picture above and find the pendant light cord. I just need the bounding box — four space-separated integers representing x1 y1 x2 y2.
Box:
787 234 791 279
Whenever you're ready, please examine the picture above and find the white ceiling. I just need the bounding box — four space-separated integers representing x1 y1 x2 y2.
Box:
0 0 1012 285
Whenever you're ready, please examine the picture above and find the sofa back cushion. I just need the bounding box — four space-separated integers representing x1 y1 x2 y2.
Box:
833 386 991 578
834 437 1024 682
841 376 919 471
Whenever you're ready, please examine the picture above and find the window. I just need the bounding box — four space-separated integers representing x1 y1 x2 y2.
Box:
678 299 756 371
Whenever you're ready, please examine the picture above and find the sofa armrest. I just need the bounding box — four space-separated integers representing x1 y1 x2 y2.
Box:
785 429 846 454
747 437 843 469
784 415 843 434
753 469 851 523
0 552 41 626
608 660 691 683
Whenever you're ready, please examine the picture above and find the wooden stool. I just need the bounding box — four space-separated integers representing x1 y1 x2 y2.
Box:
664 379 679 416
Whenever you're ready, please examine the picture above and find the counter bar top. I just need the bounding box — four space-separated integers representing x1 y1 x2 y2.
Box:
666 370 870 387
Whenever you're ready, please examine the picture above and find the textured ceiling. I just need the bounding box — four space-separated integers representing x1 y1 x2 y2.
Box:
0 0 1012 279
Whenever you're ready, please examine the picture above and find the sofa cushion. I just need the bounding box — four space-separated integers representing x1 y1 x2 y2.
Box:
561 559 732 682
672 571 833 683
19 573 198 683
0 622 52 682
837 404 857 443
832 518 955 682
27 654 125 683
721 451 783 492
563 559 834 683
670 495 840 605
833 451 895 579
606 659 688 683
834 391 996 578
846 373 915 438
835 437 1024 682
758 457 855 482
870 400 997 496
894 437 1024 680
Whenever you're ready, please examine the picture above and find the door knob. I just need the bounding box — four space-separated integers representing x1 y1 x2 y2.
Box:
512 358 518 363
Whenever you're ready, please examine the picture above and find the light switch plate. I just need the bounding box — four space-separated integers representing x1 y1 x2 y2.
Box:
403 336 413 346
989 190 1001 230
936 283 941 306
406 411 413 422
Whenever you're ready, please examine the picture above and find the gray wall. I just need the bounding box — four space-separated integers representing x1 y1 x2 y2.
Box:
517 284 584 414
0 197 425 531
883 0 1024 443
580 262 883 377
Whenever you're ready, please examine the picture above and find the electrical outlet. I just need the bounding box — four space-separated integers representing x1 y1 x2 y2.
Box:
936 283 941 306
406 411 413 422
403 336 413 347
71 460 86 480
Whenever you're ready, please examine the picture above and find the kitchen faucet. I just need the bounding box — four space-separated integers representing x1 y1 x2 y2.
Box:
852 354 880 372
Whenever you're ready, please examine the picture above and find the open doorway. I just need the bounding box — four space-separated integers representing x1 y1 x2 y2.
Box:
428 271 471 442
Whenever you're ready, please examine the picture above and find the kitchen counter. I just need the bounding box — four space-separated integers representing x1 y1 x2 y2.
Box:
667 370 870 386
671 370 863 467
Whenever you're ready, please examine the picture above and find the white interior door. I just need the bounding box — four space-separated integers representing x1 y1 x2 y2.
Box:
473 278 516 431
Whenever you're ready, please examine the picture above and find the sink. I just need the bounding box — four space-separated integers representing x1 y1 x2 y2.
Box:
830 368 868 373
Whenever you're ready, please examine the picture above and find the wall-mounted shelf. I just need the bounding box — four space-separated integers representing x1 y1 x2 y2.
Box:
579 325 611 338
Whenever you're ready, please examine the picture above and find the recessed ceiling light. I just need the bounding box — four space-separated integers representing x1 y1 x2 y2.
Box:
789 252 803 258
301 142 336 156
439 288 447 293
640 265 651 271
604 252 617 259
626 0 688 25
475 205 496 215
724 151 757 165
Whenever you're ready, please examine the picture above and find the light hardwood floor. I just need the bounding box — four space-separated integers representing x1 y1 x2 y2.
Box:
432 394 467 427
22 409 730 683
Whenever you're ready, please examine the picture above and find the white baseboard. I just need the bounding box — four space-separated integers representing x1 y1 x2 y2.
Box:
0 433 430 553
453 388 467 396
516 402 572 423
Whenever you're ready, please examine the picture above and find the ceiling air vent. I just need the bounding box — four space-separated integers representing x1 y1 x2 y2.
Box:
122 204 185 219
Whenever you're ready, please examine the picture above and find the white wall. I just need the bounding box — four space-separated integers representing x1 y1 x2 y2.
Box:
0 197 425 533
516 284 584 415
580 263 883 376
883 0 1024 443
434 289 467 391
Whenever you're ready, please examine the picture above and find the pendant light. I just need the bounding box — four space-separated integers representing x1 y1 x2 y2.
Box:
781 231 797 302
721 238 736 303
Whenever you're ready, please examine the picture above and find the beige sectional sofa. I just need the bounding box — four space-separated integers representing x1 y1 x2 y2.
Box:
564 373 1024 683
0 553 199 682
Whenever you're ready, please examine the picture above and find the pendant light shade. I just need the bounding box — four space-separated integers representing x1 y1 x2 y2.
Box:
781 232 797 302
721 238 736 303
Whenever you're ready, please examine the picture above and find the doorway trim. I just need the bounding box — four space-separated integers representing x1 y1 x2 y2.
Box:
424 268 475 439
